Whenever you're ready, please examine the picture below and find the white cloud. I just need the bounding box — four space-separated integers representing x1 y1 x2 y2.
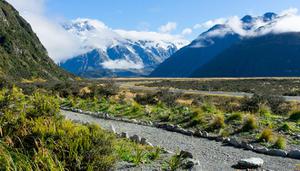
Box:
7 0 82 63
280 8 298 16
195 8 300 39
181 28 193 35
158 22 177 33
101 59 144 70
115 29 189 47
194 18 227 30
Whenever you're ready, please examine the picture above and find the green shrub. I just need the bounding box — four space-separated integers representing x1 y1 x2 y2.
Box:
289 111 300 122
226 113 243 123
208 115 225 131
201 102 217 113
240 94 266 113
155 88 181 107
279 123 291 132
27 92 60 118
273 136 286 149
220 128 230 137
266 95 290 115
134 93 158 105
258 105 272 117
259 128 273 142
0 87 120 170
188 108 205 127
241 115 257 132
163 152 185 171
240 94 289 115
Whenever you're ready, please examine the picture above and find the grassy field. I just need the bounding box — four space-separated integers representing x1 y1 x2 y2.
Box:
136 77 300 96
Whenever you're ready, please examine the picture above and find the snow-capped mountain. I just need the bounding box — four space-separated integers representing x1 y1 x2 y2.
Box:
60 19 189 77
151 12 296 77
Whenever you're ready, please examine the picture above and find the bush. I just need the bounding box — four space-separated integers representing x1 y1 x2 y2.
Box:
240 94 266 113
227 113 243 123
279 123 291 132
208 115 225 131
289 111 300 122
191 96 205 106
258 105 272 117
240 94 290 115
259 128 273 142
134 93 158 105
27 92 60 118
273 136 286 149
241 115 257 132
90 79 119 99
201 102 218 113
0 87 118 170
155 88 181 107
266 95 290 115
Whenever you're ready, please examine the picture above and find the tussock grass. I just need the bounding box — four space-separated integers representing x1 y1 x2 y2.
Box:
0 86 161 170
273 136 286 149
241 115 258 132
259 128 273 142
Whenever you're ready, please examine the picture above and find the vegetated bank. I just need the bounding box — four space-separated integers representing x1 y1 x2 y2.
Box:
0 85 182 170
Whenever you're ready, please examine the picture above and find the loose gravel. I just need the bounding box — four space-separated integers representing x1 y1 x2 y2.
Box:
62 110 300 171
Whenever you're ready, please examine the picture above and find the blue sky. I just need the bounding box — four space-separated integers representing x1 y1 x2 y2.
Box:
45 0 300 39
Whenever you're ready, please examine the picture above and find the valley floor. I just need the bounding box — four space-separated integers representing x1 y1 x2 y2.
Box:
62 110 300 171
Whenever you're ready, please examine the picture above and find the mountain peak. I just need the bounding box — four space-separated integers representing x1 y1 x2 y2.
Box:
263 12 278 22
241 15 255 23
64 18 108 32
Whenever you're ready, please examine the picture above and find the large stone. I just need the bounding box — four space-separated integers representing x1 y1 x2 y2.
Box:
228 137 240 147
237 157 264 168
180 150 193 159
202 131 209 137
193 130 203 137
254 147 269 154
120 132 129 139
130 135 141 143
182 158 200 169
267 149 287 157
288 150 300 159
241 141 254 150
140 137 147 145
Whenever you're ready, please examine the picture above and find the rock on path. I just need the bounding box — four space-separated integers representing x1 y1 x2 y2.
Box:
62 110 300 171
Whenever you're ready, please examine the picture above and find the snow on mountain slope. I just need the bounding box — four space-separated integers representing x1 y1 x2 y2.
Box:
60 18 189 77
150 12 297 77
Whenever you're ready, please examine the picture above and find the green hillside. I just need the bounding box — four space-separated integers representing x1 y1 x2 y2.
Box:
0 1 72 81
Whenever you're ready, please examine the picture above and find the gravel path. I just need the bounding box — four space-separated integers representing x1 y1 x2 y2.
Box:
62 110 300 171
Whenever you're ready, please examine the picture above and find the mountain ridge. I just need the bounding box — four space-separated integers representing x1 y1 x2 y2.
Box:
60 19 188 77
0 0 72 81
150 12 294 77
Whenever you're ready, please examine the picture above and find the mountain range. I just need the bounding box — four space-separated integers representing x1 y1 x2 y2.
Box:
59 19 188 77
150 12 284 77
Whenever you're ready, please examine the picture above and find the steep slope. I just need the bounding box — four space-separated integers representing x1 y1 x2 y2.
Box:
191 32 300 77
60 19 188 77
150 25 241 77
150 13 278 77
0 1 72 80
